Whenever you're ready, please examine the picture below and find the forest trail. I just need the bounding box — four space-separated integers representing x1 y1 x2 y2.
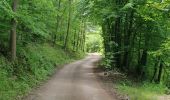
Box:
24 54 118 100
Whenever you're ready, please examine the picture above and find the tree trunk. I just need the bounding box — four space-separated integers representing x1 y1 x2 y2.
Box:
102 22 110 55
64 0 72 49
151 57 160 82
123 10 134 70
138 49 148 78
76 29 80 51
113 16 122 68
53 0 61 45
73 29 77 51
122 13 129 69
82 22 86 52
157 61 163 83
80 26 83 51
10 0 18 61
137 33 142 64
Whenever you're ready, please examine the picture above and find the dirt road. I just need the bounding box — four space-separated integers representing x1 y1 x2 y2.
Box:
24 54 117 100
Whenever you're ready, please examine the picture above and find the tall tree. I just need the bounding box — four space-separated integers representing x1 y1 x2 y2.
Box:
64 0 72 49
10 0 18 60
53 0 61 45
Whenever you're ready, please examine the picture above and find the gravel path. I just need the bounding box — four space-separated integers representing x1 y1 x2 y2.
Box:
24 54 118 100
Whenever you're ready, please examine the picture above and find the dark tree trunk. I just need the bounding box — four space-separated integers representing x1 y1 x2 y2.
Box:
73 29 77 51
138 48 148 78
122 10 134 70
157 61 163 83
137 21 151 78
114 17 122 68
76 29 80 51
151 57 160 82
82 22 86 52
122 14 129 69
137 33 142 64
64 0 72 49
10 0 18 61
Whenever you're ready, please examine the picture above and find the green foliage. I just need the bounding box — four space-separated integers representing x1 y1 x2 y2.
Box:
100 52 114 70
117 81 167 100
80 0 170 97
85 26 103 53
0 0 87 52
0 0 170 99
83 0 170 85
0 43 78 100
0 0 87 98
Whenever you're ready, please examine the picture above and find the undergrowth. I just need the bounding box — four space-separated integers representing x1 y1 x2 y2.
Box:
116 79 168 100
0 43 82 100
99 57 169 100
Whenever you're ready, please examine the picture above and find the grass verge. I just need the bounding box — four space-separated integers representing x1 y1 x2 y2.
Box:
0 43 83 100
115 79 168 100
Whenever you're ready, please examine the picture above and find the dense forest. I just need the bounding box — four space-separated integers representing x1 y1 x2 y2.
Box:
83 0 170 85
0 0 86 56
0 0 86 99
83 0 170 98
0 0 170 100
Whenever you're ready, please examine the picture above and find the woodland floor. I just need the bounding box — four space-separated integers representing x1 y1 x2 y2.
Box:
23 54 119 100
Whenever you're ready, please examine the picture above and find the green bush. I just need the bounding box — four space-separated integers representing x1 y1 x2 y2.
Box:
100 52 115 70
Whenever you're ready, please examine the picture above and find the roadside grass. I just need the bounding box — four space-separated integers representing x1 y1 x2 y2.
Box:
116 80 168 100
0 43 83 100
